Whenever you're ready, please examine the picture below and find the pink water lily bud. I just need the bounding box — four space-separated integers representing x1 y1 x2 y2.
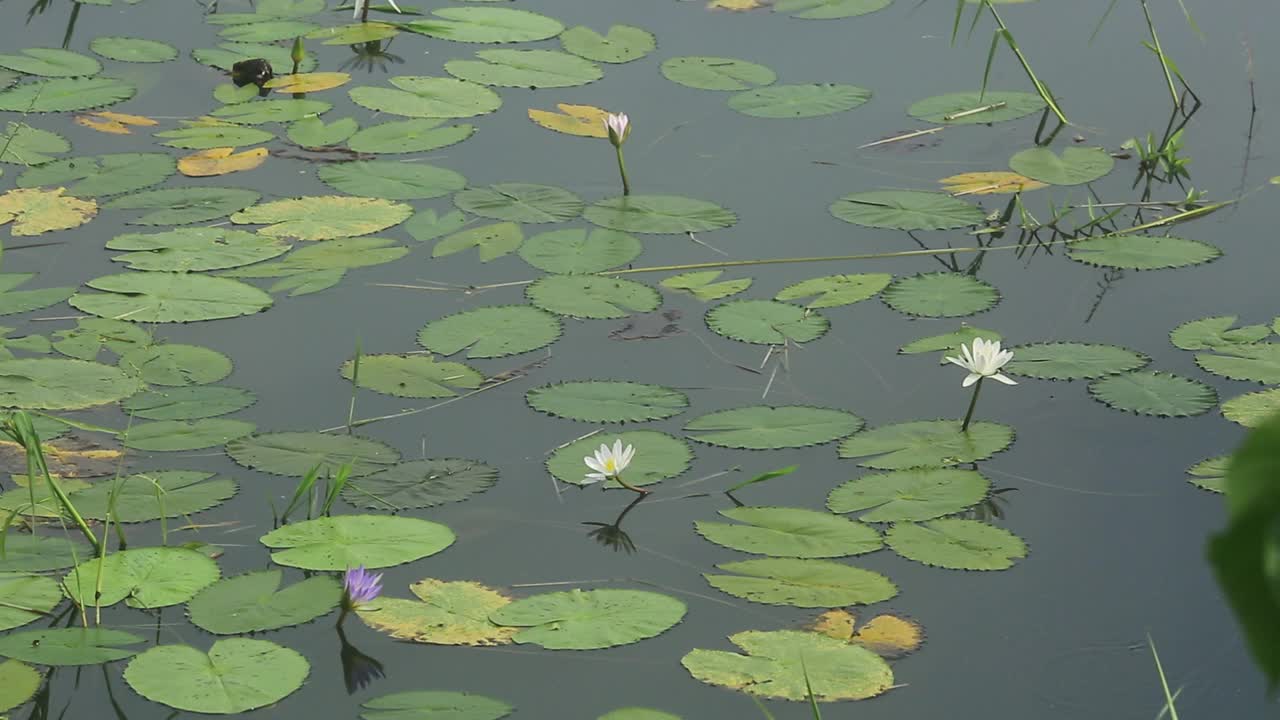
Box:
605 112 630 147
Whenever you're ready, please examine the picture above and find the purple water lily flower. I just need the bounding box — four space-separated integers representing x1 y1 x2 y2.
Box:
343 566 383 607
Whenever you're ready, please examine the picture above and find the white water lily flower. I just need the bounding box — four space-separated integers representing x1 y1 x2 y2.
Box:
945 337 1017 387
604 112 630 147
354 0 402 19
583 439 636 483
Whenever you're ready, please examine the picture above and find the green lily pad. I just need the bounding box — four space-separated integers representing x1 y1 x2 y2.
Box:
260 515 455 570
0 573 61 631
341 459 498 510
705 558 897 607
882 273 999 317
418 305 562 359
219 19 321 42
231 196 413 240
17 153 174 197
1221 389 1280 428
1004 342 1148 380
455 183 583 223
361 691 514 720
491 589 685 650
118 344 231 386
660 271 752 301
885 518 1027 570
1009 146 1114 186
0 122 69 166
0 628 142 665
684 405 862 449
696 507 882 558
547 430 692 488
0 659 40 712
66 470 237 522
560 25 655 63
192 42 317 73
104 187 261 225
405 209 467 243
62 547 220 608
827 468 989 521
775 274 892 308
729 84 871 118
527 275 660 319
682 630 893 701
90 36 178 63
223 236 408 276
156 123 275 150
899 326 1001 357
433 222 523 262
445 50 602 88
830 190 984 230
0 534 86 572
0 77 135 112
308 22 400 45
318 161 467 201
584 195 737 234
907 90 1046 124
1187 455 1227 493
350 76 502 118
70 273 272 323
122 418 256 451
0 358 142 410
404 7 564 43
51 318 149 360
527 381 688 423
106 228 290 272
188 570 341 634
124 638 309 714
209 99 330 125
838 420 1014 469
227 431 399 477
1196 344 1280 384
519 228 641 273
0 48 100 77
1171 316 1271 351
347 118 474 154
288 116 359 148
122 386 255 420
1088 371 1216 417
660 56 776 91
1067 235 1220 270
340 354 483 399
773 0 893 19
0 273 73 316
706 300 829 345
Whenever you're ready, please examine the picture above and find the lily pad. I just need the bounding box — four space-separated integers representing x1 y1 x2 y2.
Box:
361 691 514 720
118 384 253 419
341 459 498 510
706 300 829 345
775 274 892 308
1170 316 1271 351
1088 371 1216 417
445 50 602 89
0 188 97 236
527 275 660 319
404 7 564 43
192 42 317 73
682 630 893 701
260 515 455 570
1222 388 1280 428
0 627 142 665
219 19 321 43
838 420 1014 469
684 405 862 449
0 273 73 316
885 518 1027 570
104 187 261 225
881 273 999 317
66 470 237 522
527 381 689 423
231 196 413 239
0 48 100 77
62 547 220 608
90 36 178 63
1004 342 1148 380
827 468 990 521
772 0 893 18
696 507 882 558
0 358 142 410
455 183 583 223
0 534 86 572
289 116 358 148
70 272 272 323
405 209 467 243
899 327 1001 356
350 76 502 118
908 91 1046 124
223 236 408 277
227 431 399 477
560 25 655 63
358 578 517 646
106 228 290 272
418 305 562 359
188 570 341 634
347 118 474 154
156 123 275 150
729 84 872 118
341 354 483 399
122 418 256 451
1196 344 1280 384
0 573 61 631
584 195 737 234
0 122 69 166
519 228 641 273
661 271 752 301
124 638 309 714
830 190 984 230
705 558 896 607
1008 146 1114 186
1187 455 1227 493
433 222 523 262
660 56 776 91
491 589 685 650
547 430 692 488
1067 235 1220 270
0 659 40 712
118 343 232 386
17 153 175 197
319 161 467 201
0 77 135 112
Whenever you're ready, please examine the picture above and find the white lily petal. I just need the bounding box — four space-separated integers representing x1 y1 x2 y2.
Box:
991 373 1018 385
611 438 624 462
387 0 402 12
584 456 606 474
962 373 981 387
620 444 635 468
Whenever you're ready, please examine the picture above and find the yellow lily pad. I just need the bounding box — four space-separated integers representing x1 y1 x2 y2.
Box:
807 609 924 658
74 111 157 135
0 435 123 478
528 103 611 138
709 0 766 9
0 188 96 236
265 72 351 94
808 609 855 641
177 147 269 177
357 578 518 646
939 171 1046 196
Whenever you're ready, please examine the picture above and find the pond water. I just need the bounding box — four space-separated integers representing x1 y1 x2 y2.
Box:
0 0 1276 718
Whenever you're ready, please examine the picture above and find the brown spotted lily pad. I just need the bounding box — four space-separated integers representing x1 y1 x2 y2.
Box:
357 578 517 646
0 188 96 236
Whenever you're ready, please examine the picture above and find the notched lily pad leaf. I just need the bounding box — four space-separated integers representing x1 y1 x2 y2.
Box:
433 222 523 262
886 518 1027 570
0 659 40 712
838 420 1014 469
729 84 872 119
661 56 776 91
684 405 862 449
177 147 269 177
661 271 752 302
490 588 686 650
445 50 602 89
0 627 143 666
528 103 611 138
706 300 828 345
584 195 737 234
560 25 655 63
1187 455 1227 493
231 196 413 240
1067 235 1220 270
0 358 142 410
520 228 641 273
527 275 660 319
775 274 892 308
418 305 562 359
260 515 455 570
359 578 516 646
1004 342 1149 380
696 507 882 558
67 470 237 522
899 326 1000 358
527 381 689 423
1088 371 1216 417
827 467 990 522
0 77 135 113
772 0 893 19
350 76 502 119
104 187 260 226
0 188 96 236
1008 146 1114 186
1196 343 1280 384
0 573 61 631
124 638 309 714
70 273 272 323
1171 316 1271 351
939 171 1046 195
227 431 399 477
881 273 998 318
188 570 341 634
455 183 583 223
404 7 564 43
341 458 498 510
705 558 896 607
1222 388 1280 428
547 430 692 488
341 353 483 399
908 91 1045 124
62 547 220 608
361 691 514 720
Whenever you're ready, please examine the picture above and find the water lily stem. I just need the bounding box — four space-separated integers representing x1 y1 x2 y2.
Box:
612 473 649 495
336 604 351 627
615 146 631 196
960 377 984 433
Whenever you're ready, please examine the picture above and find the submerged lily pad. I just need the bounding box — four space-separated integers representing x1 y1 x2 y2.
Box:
527 275 660 319
404 7 564 43
124 638 309 714
547 430 692 488
1067 235 1220 270
682 630 893 701
188 571 341 634
70 273 272 323
882 273 999 317
491 589 685 650
455 183 583 223
446 50 602 88
838 420 1014 469
261 515 455 570
231 196 413 239
0 627 143 666
661 56 776 91
1008 146 1114 186
684 406 862 449
361 691 514 720
0 573 61 631
827 468 990 521
341 354 483 399
62 547 220 608
585 195 737 234
350 76 502 118
907 91 1046 124
0 358 141 410
706 300 829 345
227 431 399 477
830 190 984 230
696 507 882 558
418 305 562 359
1088 371 1216 417
728 84 872 118
1004 342 1149 380
527 381 689 423
560 25 655 63
519 228 641 274
358 578 517 646
705 558 897 607
886 518 1027 570
341 459 498 510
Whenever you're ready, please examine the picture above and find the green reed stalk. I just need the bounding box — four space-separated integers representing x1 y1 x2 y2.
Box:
321 462 354 516
1148 635 1181 720
977 0 1069 124
2 412 100 555
1139 0 1180 107
347 337 362 435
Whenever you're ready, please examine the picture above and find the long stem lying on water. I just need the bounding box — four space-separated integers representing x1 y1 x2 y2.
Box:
615 145 631 195
960 377 985 432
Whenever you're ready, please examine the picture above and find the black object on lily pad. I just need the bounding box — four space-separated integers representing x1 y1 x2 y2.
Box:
231 58 273 97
